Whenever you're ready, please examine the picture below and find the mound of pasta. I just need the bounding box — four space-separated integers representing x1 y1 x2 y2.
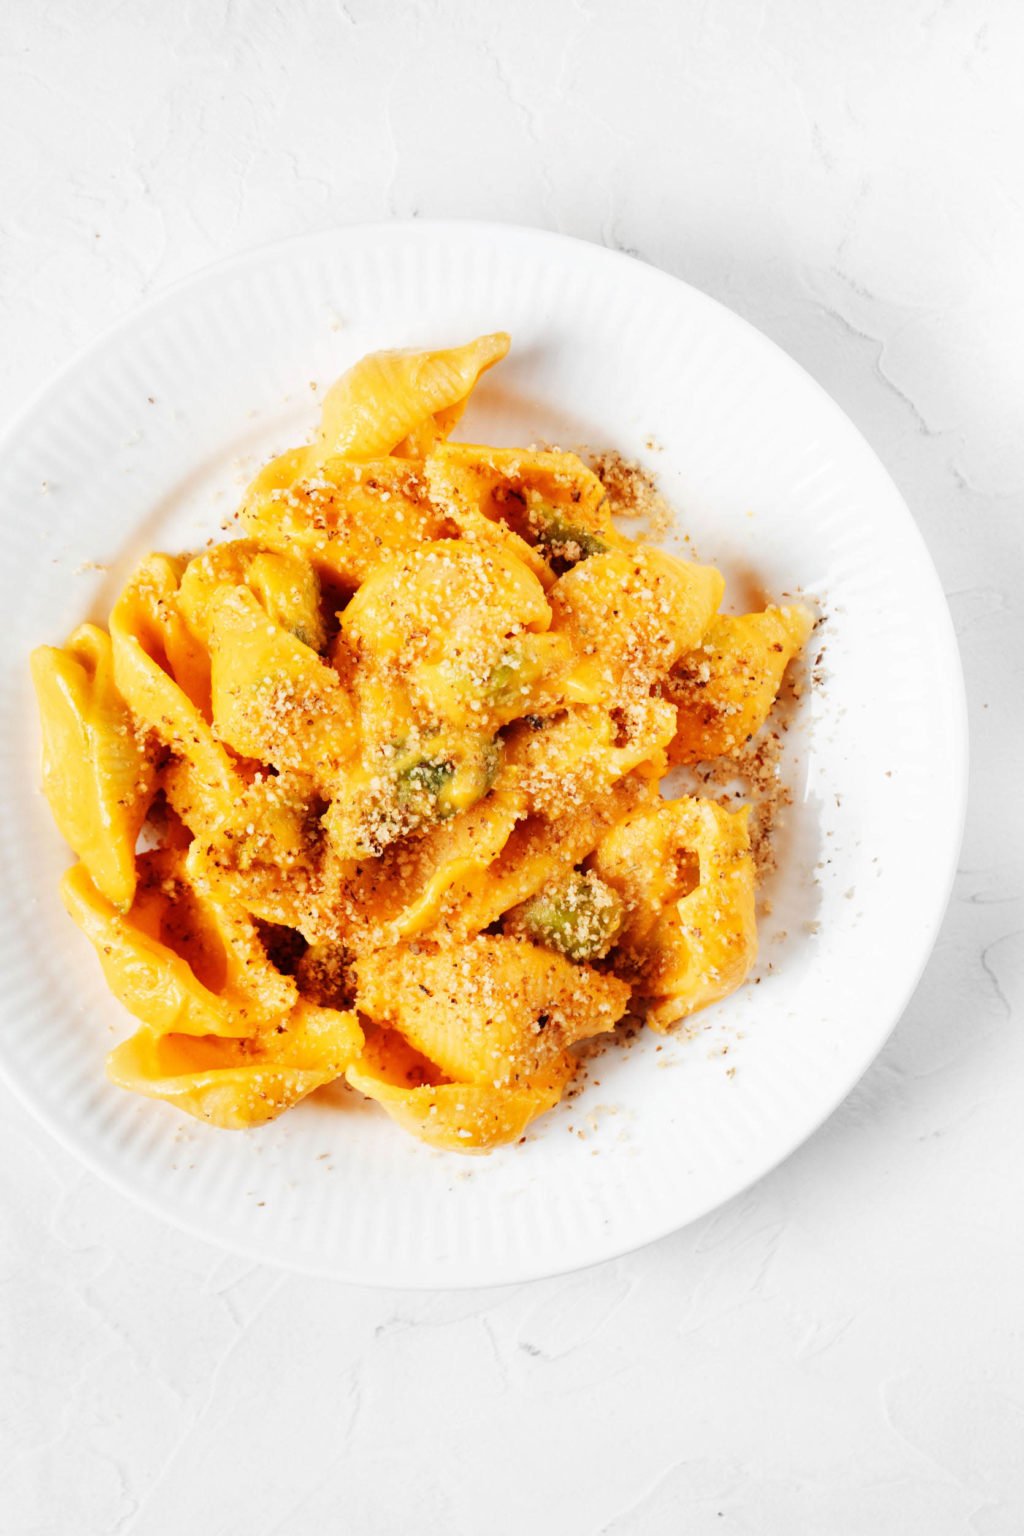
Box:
31 334 812 1151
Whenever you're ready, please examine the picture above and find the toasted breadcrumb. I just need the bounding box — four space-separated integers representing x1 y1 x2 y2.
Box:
591 451 675 540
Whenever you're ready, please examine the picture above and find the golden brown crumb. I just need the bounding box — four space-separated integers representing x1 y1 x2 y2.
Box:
590 451 675 540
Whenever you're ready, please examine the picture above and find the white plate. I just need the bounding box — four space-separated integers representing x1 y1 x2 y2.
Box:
0 224 966 1286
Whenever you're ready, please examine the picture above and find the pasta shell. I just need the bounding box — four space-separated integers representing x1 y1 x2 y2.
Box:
108 1002 363 1129
315 333 510 462
63 856 297 1038
590 797 757 1029
346 1027 573 1153
355 934 629 1087
31 624 157 910
666 604 814 764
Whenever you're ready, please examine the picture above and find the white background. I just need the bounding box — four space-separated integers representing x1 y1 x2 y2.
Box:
1 1 1022 1532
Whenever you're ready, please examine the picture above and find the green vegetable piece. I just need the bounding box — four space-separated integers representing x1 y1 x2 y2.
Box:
485 647 546 708
529 501 607 562
436 737 503 816
395 737 502 822
486 656 521 705
514 870 624 962
396 756 455 802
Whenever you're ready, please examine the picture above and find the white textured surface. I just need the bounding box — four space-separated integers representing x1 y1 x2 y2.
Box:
0 0 1019 1530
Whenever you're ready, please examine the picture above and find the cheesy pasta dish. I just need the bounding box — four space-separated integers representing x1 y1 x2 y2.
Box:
31 334 811 1152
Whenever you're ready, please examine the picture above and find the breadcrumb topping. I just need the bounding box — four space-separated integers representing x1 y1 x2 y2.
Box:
591 451 675 540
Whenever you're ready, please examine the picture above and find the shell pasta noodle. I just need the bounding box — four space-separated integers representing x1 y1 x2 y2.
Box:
31 333 812 1152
